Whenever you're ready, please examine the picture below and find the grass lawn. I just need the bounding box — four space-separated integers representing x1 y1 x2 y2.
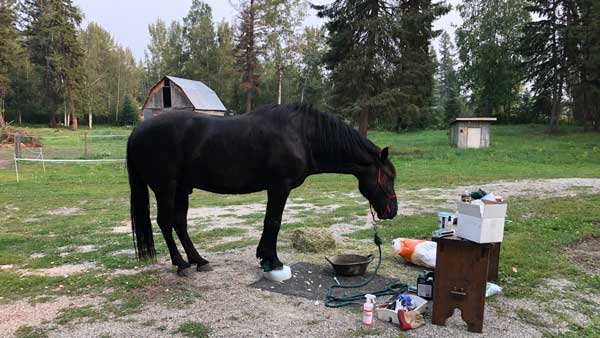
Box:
0 124 599 337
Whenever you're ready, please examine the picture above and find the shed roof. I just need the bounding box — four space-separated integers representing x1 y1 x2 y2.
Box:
450 117 497 125
166 76 226 112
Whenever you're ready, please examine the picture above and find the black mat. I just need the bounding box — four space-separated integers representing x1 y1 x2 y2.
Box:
250 262 401 302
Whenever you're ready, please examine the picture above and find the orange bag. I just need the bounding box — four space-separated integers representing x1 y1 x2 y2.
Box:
392 238 437 269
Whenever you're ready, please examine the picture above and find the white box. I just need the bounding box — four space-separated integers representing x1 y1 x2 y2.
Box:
456 201 507 243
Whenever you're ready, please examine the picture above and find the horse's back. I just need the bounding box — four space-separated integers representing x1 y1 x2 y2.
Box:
127 109 308 194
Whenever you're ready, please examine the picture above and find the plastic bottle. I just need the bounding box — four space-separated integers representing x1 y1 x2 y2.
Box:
362 294 376 327
461 190 472 203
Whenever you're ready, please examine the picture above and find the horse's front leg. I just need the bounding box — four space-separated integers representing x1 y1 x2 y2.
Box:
257 183 290 271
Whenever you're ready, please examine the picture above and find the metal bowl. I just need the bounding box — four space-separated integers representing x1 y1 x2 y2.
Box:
325 254 373 276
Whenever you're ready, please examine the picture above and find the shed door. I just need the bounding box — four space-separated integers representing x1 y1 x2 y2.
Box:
467 127 481 148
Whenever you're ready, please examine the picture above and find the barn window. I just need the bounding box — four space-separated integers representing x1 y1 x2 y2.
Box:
162 86 172 108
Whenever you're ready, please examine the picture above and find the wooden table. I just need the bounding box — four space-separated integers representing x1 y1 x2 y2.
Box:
431 236 501 333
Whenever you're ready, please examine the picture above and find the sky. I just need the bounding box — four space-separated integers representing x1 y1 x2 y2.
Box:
73 0 463 62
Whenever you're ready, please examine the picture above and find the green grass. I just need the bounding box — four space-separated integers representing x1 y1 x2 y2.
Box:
349 326 384 337
175 321 211 338
14 326 48 338
55 305 104 324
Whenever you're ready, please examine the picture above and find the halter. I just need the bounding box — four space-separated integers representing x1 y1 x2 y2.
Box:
369 167 397 220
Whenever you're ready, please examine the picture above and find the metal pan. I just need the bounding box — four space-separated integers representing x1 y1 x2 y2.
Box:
325 254 373 276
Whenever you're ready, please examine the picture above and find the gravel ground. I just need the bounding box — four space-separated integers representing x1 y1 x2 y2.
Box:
4 177 600 337
43 248 543 338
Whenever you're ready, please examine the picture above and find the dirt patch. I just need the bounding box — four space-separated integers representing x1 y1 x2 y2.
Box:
566 236 600 275
187 202 340 230
0 296 102 338
21 262 96 277
111 249 136 256
47 207 81 216
111 220 131 234
59 245 98 257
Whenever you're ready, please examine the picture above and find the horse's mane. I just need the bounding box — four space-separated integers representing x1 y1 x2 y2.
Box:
252 104 381 165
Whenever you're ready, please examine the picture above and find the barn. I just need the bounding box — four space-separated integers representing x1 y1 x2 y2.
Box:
450 117 497 148
142 76 227 119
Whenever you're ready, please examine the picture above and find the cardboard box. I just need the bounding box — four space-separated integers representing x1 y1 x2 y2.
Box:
456 201 507 243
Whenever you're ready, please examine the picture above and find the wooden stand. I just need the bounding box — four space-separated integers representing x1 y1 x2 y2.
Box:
431 236 501 333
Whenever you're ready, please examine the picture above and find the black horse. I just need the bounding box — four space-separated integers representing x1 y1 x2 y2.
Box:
127 104 397 275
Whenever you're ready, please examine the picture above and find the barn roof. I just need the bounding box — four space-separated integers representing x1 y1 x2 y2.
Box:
450 117 497 125
166 76 227 112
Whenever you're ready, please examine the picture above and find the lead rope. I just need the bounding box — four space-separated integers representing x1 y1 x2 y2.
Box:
324 204 407 308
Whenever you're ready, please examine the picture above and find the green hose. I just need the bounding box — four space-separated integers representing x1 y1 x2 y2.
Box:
324 232 408 308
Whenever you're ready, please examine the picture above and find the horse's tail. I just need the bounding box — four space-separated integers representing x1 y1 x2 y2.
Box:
127 138 155 260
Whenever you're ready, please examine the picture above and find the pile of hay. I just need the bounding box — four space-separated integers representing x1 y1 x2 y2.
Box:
0 125 41 147
291 227 336 253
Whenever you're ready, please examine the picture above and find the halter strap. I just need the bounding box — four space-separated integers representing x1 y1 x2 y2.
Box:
370 167 396 219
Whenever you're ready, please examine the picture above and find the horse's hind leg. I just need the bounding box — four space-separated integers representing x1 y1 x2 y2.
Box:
173 188 212 272
155 184 191 276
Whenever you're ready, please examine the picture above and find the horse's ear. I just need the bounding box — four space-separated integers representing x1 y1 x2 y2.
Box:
381 147 389 162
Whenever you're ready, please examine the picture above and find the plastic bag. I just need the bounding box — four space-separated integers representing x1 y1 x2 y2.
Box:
392 238 437 269
485 282 502 297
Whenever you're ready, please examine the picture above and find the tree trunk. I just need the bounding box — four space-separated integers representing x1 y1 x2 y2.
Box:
0 96 5 127
71 114 78 131
549 99 561 133
116 62 121 123
50 111 57 128
69 85 78 131
277 65 283 105
246 87 253 113
358 110 369 137
245 0 255 113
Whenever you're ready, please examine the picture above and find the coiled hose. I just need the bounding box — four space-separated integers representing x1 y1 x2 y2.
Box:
324 232 408 308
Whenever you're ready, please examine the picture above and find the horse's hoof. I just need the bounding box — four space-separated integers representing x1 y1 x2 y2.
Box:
176 266 194 277
196 263 213 272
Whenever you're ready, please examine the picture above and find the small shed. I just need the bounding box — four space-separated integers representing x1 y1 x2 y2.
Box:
142 76 227 119
450 117 497 148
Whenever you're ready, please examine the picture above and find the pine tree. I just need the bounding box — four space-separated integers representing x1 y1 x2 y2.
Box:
214 20 238 111
22 0 84 129
316 0 400 136
235 0 262 113
569 0 600 130
183 0 217 85
438 31 461 122
520 0 573 132
119 95 139 126
391 0 450 130
457 0 529 120
0 0 19 126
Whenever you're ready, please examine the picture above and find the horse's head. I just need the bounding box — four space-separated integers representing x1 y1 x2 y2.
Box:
357 147 398 220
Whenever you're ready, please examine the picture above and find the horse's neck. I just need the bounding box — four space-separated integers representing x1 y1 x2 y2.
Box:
308 138 372 176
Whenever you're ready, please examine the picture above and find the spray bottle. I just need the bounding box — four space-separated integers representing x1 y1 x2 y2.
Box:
362 294 377 327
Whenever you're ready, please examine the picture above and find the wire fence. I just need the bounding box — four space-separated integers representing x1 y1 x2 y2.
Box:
4 132 129 182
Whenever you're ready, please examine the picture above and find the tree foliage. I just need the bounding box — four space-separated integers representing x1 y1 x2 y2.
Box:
437 31 461 123
317 0 448 135
456 0 529 120
21 0 84 128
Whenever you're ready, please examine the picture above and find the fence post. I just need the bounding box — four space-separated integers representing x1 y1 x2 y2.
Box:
83 132 88 159
14 134 22 159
